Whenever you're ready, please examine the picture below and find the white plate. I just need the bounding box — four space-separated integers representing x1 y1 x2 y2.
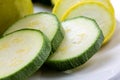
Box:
29 1 120 80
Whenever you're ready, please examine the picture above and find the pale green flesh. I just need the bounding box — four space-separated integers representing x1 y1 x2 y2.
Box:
63 3 112 38
4 13 58 41
0 30 43 78
48 17 100 61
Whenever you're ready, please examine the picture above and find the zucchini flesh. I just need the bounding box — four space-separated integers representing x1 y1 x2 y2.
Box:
46 16 104 71
0 29 51 80
4 12 64 53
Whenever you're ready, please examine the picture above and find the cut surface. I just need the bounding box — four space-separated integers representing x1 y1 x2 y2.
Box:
61 2 115 44
4 12 57 41
47 17 104 71
49 17 101 60
0 29 51 79
4 12 64 52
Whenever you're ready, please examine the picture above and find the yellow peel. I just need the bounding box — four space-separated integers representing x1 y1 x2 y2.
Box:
51 0 59 5
82 0 114 14
0 0 33 35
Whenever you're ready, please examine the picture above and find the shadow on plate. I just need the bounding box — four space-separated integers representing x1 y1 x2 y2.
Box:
28 66 70 80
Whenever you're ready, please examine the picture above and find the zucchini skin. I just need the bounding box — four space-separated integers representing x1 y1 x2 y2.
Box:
0 29 51 80
51 15 65 53
46 17 104 71
35 12 64 53
31 12 64 53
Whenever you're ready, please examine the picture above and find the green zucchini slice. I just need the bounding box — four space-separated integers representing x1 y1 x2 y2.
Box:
46 16 104 71
4 12 64 53
0 29 51 80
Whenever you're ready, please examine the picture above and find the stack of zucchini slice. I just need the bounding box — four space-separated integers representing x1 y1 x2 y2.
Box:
0 12 104 79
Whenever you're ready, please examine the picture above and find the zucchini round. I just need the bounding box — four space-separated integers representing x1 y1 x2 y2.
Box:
0 29 51 80
4 12 64 53
46 16 104 71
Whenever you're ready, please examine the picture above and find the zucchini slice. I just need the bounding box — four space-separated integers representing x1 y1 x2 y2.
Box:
46 16 104 71
4 12 64 53
0 29 51 80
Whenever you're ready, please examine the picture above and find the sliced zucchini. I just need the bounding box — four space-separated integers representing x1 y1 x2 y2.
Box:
4 12 64 53
46 16 104 71
0 29 51 79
